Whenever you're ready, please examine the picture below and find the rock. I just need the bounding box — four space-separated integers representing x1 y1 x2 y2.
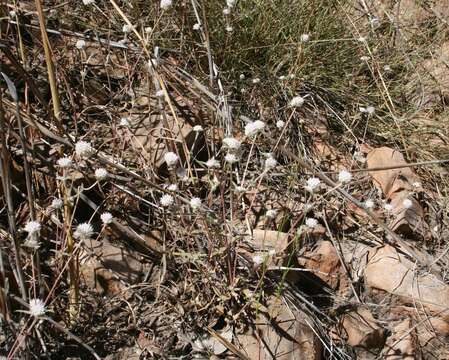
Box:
416 317 449 359
384 319 415 359
79 238 149 296
340 307 385 348
364 245 449 320
235 296 322 359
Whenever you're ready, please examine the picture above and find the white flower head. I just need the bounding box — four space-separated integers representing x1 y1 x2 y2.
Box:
225 153 239 164
206 157 220 169
95 168 108 181
193 125 203 132
75 39 86 49
160 194 174 207
57 157 73 168
24 221 41 235
222 7 231 15
190 197 202 211
51 198 63 210
370 17 380 28
75 140 93 158
354 151 366 163
252 77 260 84
9 10 17 18
300 33 310 42
338 169 352 183
305 217 318 229
176 167 188 180
145 26 152 33
279 75 286 80
244 120 265 138
167 184 178 191
366 106 375 114
164 152 179 167
305 177 321 192
29 299 46 317
276 120 285 129
364 199 375 209
119 117 130 127
357 36 367 43
226 0 236 7
122 24 133 33
384 65 392 72
156 89 164 98
252 254 264 265
360 56 370 61
193 23 200 30
289 96 305 108
82 0 95 5
266 209 278 219
384 203 394 213
412 181 421 188
74 223 94 240
222 137 241 150
239 74 245 80
264 157 277 170
235 185 246 193
160 0 172 10
403 198 413 209
100 212 113 225
225 26 233 33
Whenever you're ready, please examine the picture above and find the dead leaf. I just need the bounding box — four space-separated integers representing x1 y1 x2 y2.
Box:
364 245 449 321
79 238 149 296
340 307 385 348
235 296 322 360
384 318 416 360
297 241 347 290
366 147 419 197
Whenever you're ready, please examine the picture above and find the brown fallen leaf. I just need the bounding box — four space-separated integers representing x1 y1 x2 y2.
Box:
366 147 419 198
340 307 386 348
235 295 322 360
79 238 149 296
364 245 449 321
366 146 430 239
297 241 347 290
384 318 416 360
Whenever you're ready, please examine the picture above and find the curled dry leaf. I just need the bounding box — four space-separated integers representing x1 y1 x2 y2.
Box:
235 296 322 360
340 307 385 348
384 318 416 360
297 241 347 290
364 245 449 321
366 146 430 239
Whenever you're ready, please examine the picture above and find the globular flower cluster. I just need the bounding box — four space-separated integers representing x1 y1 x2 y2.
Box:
206 157 220 169
244 120 265 138
95 168 108 181
305 177 321 192
75 141 93 158
74 223 94 240
24 221 41 235
190 197 202 211
160 194 174 207
289 96 305 107
29 299 46 317
164 152 179 168
100 212 113 225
